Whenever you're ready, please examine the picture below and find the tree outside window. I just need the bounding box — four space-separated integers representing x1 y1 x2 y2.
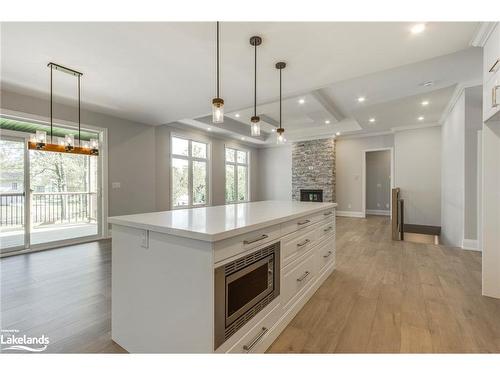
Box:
171 136 209 208
225 147 249 203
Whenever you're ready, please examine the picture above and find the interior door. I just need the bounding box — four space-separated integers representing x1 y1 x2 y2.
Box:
0 135 29 253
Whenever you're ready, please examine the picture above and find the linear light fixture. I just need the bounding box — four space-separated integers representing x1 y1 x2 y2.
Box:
28 62 99 156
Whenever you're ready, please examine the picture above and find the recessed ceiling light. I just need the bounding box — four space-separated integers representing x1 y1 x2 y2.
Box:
298 98 305 104
241 137 245 140
418 116 424 121
336 132 341 136
420 80 434 87
271 128 276 132
325 120 330 124
235 113 240 118
369 118 376 123
357 97 365 103
411 23 426 34
207 127 212 131
421 100 429 106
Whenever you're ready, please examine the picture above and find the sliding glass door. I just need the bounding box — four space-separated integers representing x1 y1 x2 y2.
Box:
0 130 102 254
29 148 100 245
0 136 28 253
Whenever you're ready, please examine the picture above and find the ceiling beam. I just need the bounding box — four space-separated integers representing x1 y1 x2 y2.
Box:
311 89 345 123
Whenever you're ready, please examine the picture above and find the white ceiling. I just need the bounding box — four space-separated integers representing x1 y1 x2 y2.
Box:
1 21 480 134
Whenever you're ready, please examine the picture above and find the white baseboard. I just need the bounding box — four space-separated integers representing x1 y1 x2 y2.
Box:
366 209 390 216
336 210 365 218
462 239 481 251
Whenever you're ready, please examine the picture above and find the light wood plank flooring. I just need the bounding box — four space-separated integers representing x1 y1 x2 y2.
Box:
1 216 499 353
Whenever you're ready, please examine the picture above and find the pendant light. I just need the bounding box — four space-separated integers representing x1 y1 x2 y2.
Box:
275 62 286 144
212 22 224 123
249 36 262 137
28 62 99 156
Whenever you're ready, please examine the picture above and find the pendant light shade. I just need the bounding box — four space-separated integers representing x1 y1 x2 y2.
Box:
212 22 224 124
250 36 262 137
275 62 286 144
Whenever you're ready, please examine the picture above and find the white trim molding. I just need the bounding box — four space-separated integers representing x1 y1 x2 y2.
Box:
336 210 365 218
366 209 390 216
462 239 481 252
470 22 498 47
439 81 483 125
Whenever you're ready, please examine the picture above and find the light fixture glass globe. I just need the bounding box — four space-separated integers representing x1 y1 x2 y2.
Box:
212 98 224 123
250 116 261 136
276 133 284 144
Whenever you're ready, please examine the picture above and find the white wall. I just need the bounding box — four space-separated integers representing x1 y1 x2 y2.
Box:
441 86 483 248
257 146 292 201
336 134 394 214
395 126 442 227
1 89 157 217
366 150 391 212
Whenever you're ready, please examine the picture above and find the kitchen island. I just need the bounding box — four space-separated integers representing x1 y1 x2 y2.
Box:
109 200 337 353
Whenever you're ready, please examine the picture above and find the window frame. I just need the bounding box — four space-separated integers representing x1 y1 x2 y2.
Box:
170 134 211 209
224 145 250 204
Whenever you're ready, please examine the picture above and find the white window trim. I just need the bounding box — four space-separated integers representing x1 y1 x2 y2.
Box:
170 134 211 209
224 145 250 204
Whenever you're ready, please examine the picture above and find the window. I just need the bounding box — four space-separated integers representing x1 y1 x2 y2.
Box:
171 136 209 208
225 147 249 203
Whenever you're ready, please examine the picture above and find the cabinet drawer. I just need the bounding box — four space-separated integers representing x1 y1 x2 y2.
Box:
281 209 332 237
227 301 281 353
282 250 316 308
315 238 335 275
214 224 281 263
282 225 318 266
316 218 335 243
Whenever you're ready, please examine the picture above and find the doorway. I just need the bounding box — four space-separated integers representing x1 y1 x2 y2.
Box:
362 148 394 217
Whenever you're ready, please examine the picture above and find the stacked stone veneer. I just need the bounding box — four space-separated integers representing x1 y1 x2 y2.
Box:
292 138 336 202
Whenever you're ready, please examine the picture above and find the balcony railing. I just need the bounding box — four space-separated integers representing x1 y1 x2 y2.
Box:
0 192 97 228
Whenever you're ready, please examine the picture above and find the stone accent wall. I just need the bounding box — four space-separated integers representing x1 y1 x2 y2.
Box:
292 138 336 202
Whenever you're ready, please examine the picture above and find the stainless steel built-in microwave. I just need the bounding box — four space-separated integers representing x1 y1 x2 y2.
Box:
214 241 280 349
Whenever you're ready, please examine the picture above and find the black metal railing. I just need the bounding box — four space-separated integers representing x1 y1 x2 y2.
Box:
0 193 24 227
0 192 97 228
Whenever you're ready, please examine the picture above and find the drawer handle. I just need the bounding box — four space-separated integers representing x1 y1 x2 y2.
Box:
297 219 311 226
297 271 310 282
323 226 333 232
489 58 500 73
243 327 268 352
323 211 333 216
243 234 269 245
297 239 310 247
323 251 333 258
493 85 500 108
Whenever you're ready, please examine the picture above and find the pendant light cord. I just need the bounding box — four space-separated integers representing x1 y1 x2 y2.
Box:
50 65 53 143
279 67 282 129
78 74 81 146
216 21 219 98
254 41 257 117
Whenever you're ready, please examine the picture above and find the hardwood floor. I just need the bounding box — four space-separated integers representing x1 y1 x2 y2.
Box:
1 215 499 353
268 216 500 353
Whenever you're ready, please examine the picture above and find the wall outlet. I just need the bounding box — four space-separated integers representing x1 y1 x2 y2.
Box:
377 203 381 207
112 182 121 189
140 230 149 249
348 203 352 209
386 203 390 208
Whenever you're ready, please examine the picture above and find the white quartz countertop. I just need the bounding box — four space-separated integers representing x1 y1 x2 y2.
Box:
108 200 337 242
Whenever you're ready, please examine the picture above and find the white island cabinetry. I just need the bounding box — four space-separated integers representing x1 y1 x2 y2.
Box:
109 200 337 353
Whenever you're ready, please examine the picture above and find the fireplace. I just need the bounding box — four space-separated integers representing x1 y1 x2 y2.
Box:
300 189 323 202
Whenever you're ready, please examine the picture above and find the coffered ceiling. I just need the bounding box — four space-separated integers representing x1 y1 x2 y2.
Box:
0 22 482 144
